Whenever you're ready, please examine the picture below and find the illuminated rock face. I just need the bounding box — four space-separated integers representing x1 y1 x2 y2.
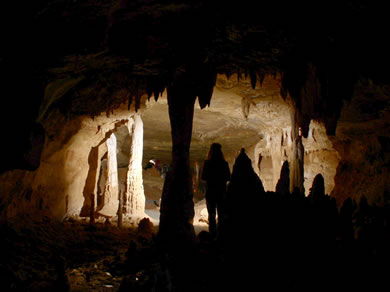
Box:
0 104 143 220
1 1 389 229
254 121 340 197
141 74 341 204
124 114 146 218
0 73 388 223
97 133 119 217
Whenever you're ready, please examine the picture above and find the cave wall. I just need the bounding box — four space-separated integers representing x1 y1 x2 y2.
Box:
0 105 139 220
0 0 389 247
253 120 340 196
330 80 390 205
331 135 389 206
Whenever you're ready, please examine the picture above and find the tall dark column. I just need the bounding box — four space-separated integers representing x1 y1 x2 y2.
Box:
290 107 305 194
158 83 197 248
80 146 99 217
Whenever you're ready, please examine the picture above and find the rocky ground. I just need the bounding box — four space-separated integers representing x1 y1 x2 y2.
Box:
0 216 160 291
2 190 390 291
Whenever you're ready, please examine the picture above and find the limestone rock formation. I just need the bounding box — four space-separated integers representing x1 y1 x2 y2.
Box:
0 0 389 249
97 133 119 217
124 114 146 218
0 104 144 221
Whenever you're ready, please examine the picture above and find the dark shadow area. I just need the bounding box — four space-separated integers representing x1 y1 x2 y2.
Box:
2 150 390 291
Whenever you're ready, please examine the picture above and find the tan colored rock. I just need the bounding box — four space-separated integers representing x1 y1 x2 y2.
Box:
97 133 119 217
124 114 146 218
3 73 386 222
0 103 141 220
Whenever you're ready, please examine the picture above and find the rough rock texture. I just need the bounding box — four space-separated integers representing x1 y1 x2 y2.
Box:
1 104 142 220
330 80 390 205
1 0 390 246
97 133 119 217
124 114 146 218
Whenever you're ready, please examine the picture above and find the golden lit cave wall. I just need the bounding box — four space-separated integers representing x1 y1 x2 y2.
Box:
254 121 340 195
1 106 137 220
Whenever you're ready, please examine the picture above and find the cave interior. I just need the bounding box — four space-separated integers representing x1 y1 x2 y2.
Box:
1 0 390 291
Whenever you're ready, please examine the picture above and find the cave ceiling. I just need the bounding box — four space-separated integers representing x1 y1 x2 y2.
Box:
141 73 288 165
1 0 390 172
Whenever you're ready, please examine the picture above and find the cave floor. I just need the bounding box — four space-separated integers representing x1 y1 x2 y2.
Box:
1 216 212 291
1 218 160 291
2 212 389 291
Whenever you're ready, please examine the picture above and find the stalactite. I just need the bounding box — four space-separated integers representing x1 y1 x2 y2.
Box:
257 71 265 86
97 132 119 217
127 92 133 110
280 84 288 100
225 71 232 80
124 114 145 218
197 72 217 109
146 78 154 102
135 93 141 112
249 69 257 89
154 88 160 101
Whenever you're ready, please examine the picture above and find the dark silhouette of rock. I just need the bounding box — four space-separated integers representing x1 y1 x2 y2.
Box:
222 148 265 243
308 173 326 201
275 160 290 196
226 148 265 210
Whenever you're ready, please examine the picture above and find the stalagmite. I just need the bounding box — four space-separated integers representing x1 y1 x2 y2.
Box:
124 114 146 218
290 108 305 194
118 190 123 228
275 160 290 195
97 133 119 216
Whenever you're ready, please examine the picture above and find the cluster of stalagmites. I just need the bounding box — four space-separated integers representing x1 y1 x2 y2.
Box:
80 114 146 226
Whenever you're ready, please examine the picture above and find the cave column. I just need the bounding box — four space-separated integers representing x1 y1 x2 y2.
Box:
158 84 197 246
290 107 305 194
124 114 146 218
97 132 119 216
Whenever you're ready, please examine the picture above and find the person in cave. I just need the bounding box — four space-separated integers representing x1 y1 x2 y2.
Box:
201 143 231 237
144 158 160 171
144 158 170 179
